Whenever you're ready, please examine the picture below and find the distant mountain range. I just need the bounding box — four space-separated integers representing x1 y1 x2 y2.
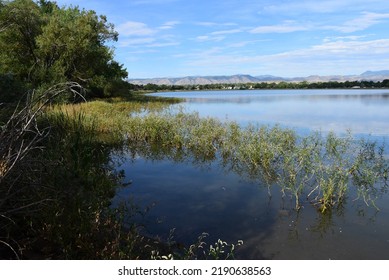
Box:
128 70 389 85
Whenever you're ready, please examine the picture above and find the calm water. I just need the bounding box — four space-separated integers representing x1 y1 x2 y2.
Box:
114 89 389 259
153 89 389 139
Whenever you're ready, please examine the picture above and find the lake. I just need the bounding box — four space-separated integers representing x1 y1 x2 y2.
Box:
114 89 389 259
153 89 389 139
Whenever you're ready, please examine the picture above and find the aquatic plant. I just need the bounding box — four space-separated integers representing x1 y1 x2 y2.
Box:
150 231 244 260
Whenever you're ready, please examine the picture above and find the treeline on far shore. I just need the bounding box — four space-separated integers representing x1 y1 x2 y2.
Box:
130 79 389 92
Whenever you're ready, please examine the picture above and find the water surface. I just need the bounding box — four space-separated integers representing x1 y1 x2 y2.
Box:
153 89 389 139
114 89 389 259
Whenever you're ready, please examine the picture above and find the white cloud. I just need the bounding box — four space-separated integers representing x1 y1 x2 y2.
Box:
329 12 389 33
195 21 238 27
250 39 389 64
131 0 179 5
250 21 309 34
121 37 180 48
159 21 180 30
126 50 158 54
146 42 180 47
119 37 156 47
259 1 338 16
210 29 243 36
195 35 209 41
323 35 368 43
260 0 386 15
250 12 389 35
194 35 225 42
193 28 244 43
182 38 389 76
227 40 269 48
116 21 180 49
310 39 389 55
116 21 156 37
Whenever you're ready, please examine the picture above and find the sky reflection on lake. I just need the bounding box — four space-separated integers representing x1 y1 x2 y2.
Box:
115 89 389 259
114 153 389 259
153 89 389 139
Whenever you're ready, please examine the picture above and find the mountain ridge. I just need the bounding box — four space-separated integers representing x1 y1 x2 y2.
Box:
128 70 389 85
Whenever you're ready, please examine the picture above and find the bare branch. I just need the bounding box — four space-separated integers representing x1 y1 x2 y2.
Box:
0 240 20 260
0 82 85 209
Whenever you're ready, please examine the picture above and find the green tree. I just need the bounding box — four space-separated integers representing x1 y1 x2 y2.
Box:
0 0 127 99
0 0 43 84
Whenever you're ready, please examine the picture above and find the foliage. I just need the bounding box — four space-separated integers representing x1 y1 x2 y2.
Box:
0 0 127 100
0 0 43 84
150 232 244 260
131 79 389 92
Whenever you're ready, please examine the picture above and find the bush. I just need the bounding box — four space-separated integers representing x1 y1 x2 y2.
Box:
104 80 131 97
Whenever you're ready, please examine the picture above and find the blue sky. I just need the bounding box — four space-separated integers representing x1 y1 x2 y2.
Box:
55 0 389 78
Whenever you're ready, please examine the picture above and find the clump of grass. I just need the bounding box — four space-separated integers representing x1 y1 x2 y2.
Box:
350 139 388 209
150 231 244 260
47 96 178 138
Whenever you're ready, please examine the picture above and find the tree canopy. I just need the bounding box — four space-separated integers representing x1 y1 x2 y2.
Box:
0 0 128 100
